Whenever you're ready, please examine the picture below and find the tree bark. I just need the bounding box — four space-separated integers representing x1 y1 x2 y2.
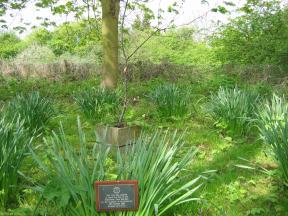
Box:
101 0 120 89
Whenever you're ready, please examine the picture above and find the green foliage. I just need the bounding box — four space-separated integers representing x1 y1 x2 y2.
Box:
15 44 56 63
225 181 247 202
0 117 32 210
74 88 121 123
47 21 101 56
0 75 286 215
0 32 23 59
257 94 288 182
25 21 101 59
32 119 202 215
150 84 190 119
127 28 216 65
31 119 109 215
207 87 259 136
117 130 202 215
5 91 55 135
24 28 52 45
211 0 288 66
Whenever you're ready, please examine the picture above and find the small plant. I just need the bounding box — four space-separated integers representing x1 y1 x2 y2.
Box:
207 87 259 136
74 88 121 123
5 91 55 135
150 84 190 119
32 119 203 215
257 94 288 182
0 117 32 210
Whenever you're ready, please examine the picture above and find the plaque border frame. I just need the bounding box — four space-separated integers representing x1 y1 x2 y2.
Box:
94 180 139 212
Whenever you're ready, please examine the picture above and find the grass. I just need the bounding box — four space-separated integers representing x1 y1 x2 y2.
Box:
0 75 286 215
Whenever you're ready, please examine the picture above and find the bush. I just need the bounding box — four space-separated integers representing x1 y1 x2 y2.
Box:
207 87 259 136
150 84 190 119
74 88 121 123
15 44 56 63
0 117 32 210
31 119 202 215
5 91 55 135
0 32 23 59
257 94 288 182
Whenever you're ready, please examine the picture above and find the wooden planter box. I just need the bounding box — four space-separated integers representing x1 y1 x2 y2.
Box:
96 125 141 148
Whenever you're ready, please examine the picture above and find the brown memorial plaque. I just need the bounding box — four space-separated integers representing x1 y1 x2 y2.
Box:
94 180 139 212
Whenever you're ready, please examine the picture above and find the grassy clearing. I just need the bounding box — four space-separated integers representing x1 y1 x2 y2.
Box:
0 73 287 215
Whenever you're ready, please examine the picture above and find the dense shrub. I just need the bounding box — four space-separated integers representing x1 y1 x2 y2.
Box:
31 119 202 215
150 84 190 119
0 117 32 210
211 0 288 66
25 21 101 57
74 88 121 123
0 32 23 59
257 94 288 182
127 28 215 65
207 87 259 136
5 91 55 135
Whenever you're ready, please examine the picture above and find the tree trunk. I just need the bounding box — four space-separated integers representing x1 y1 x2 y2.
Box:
101 0 120 89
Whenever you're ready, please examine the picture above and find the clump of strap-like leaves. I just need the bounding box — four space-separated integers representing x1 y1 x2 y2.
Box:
5 91 55 135
31 118 202 215
0 117 32 210
207 87 259 136
150 84 190 119
74 88 121 123
257 94 288 182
